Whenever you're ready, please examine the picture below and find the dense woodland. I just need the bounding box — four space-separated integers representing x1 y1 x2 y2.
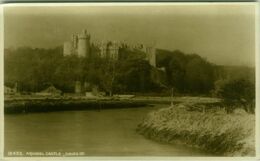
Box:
4 46 255 100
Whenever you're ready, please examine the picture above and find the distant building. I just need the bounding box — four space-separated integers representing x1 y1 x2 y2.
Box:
63 29 158 66
63 41 73 56
78 30 91 58
4 86 15 95
75 81 82 94
35 85 62 96
4 83 18 95
63 29 91 58
100 41 120 60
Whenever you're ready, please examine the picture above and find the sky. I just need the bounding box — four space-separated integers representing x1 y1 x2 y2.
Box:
4 3 256 67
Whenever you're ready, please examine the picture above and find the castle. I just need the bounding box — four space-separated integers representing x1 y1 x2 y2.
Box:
63 29 91 58
63 29 157 67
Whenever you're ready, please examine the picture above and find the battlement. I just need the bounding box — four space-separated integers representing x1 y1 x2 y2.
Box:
63 29 91 58
78 29 91 39
63 29 157 66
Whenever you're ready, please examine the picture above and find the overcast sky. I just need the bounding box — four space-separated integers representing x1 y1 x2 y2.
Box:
4 3 256 67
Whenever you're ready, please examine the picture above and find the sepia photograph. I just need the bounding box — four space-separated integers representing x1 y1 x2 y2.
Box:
2 2 257 158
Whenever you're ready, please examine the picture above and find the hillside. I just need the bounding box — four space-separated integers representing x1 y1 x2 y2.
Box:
4 46 255 96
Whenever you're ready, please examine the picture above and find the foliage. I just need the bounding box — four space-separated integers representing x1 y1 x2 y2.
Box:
4 46 159 94
184 56 215 94
214 78 255 113
4 46 255 96
157 50 216 94
137 104 255 156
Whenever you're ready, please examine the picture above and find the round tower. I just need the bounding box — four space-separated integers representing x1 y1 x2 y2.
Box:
77 29 91 58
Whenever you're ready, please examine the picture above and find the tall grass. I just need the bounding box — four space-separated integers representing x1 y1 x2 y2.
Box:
137 104 255 156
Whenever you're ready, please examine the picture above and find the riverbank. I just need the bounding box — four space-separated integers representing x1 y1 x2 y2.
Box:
137 104 255 156
4 95 221 114
4 99 149 114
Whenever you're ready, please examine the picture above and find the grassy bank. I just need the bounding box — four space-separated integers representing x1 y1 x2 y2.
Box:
5 95 221 103
5 95 221 114
4 99 148 114
137 104 255 156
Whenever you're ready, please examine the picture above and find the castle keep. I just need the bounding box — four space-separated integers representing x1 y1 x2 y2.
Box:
63 29 91 58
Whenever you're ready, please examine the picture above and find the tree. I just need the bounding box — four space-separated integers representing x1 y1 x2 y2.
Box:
214 78 255 113
116 59 155 92
184 57 215 94
99 60 117 96
165 57 185 92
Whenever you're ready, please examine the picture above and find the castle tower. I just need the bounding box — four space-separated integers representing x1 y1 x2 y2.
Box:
63 41 72 56
72 34 78 49
77 29 91 58
146 46 156 67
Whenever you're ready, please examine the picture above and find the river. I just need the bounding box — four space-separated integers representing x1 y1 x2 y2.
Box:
5 104 211 156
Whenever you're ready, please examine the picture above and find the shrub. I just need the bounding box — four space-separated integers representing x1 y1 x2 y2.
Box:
214 78 255 113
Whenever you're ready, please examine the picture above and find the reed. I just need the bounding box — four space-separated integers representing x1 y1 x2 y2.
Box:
137 104 255 156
